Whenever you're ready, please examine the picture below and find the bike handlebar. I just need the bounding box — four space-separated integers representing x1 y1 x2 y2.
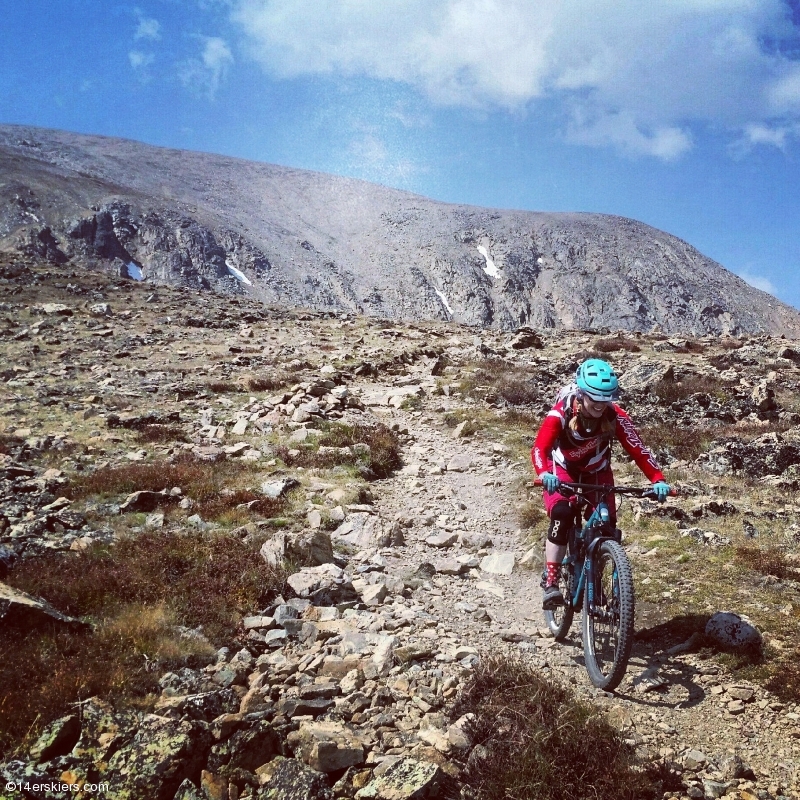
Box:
532 479 678 498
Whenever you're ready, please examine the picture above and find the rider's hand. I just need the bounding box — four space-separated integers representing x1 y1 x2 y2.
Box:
541 472 561 495
652 482 670 502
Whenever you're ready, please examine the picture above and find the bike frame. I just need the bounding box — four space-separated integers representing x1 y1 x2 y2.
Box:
564 497 615 613
555 482 661 613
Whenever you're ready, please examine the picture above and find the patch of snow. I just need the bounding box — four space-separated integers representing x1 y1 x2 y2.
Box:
226 261 252 285
477 245 500 278
127 262 143 281
435 289 453 316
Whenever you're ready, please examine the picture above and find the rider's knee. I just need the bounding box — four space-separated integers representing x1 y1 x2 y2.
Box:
547 500 572 546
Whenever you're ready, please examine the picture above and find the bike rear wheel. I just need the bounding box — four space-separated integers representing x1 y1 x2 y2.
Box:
544 563 575 640
582 539 634 691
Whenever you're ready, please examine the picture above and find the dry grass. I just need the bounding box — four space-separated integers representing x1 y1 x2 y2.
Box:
460 359 541 406
451 655 664 800
638 424 712 462
277 422 402 479
247 373 293 392
0 433 21 455
618 506 800 703
650 375 733 404
593 337 642 354
517 501 546 530
735 545 799 581
1 530 286 757
205 380 246 394
63 457 283 521
134 424 190 444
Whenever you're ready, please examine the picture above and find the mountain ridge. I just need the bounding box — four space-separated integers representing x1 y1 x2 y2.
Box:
1 123 798 336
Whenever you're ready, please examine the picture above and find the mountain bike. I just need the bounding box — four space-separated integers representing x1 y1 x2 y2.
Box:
536 481 675 692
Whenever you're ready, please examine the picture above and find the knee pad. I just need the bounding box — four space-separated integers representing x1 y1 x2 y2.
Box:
547 501 573 546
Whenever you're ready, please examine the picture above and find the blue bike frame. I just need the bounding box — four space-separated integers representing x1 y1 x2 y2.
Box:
564 498 617 613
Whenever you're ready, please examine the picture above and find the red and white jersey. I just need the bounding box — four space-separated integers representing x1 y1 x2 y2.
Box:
531 394 664 483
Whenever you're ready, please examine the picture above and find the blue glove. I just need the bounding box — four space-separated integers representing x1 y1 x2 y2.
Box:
652 482 670 502
541 473 561 495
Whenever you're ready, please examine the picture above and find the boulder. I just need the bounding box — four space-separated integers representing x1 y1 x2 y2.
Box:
0 582 87 631
694 431 800 476
446 453 472 472
103 714 213 800
206 720 279 773
480 552 515 575
106 411 181 430
705 612 762 651
287 721 365 773
119 490 169 513
620 361 674 393
507 326 543 350
261 529 334 568
28 714 81 763
355 757 443 800
332 513 387 549
262 477 301 499
286 563 348 598
257 756 333 800
173 779 205 800
0 544 17 579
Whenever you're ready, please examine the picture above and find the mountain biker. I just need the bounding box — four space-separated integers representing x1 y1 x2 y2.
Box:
532 358 670 609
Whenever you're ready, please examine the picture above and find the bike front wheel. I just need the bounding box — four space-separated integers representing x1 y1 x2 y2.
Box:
582 540 634 691
544 563 575 640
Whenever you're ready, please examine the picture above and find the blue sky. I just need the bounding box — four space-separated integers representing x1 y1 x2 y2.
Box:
2 0 800 309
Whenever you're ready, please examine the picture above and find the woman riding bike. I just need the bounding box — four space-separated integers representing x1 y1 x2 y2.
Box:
532 358 670 609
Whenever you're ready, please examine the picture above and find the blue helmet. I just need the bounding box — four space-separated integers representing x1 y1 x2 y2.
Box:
576 358 619 401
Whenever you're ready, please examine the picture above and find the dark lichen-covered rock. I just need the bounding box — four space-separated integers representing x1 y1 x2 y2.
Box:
172 778 205 800
355 758 443 800
71 698 139 763
106 411 181 430
206 720 279 774
28 715 81 763
103 714 213 800
694 430 800 476
256 756 332 800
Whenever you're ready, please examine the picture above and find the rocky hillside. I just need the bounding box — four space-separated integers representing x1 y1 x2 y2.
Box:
2 124 799 337
1 252 800 799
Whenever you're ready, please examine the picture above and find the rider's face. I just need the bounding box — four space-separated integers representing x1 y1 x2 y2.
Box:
581 396 610 418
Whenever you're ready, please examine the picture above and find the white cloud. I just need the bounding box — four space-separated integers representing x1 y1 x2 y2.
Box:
135 16 161 41
737 268 776 295
178 36 234 99
129 50 155 70
230 0 800 160
769 65 800 114
566 109 693 160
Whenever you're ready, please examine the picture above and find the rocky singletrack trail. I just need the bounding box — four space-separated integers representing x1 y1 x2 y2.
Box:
356 380 800 798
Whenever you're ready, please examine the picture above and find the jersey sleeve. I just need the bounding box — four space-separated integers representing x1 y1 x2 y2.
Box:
613 405 665 483
532 403 566 475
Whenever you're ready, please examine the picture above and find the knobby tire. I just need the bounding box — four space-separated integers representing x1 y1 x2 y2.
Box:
582 539 634 691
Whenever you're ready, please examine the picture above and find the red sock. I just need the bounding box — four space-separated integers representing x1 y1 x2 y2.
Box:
545 562 560 587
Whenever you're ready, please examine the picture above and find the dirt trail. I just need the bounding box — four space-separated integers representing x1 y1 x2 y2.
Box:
359 388 799 795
